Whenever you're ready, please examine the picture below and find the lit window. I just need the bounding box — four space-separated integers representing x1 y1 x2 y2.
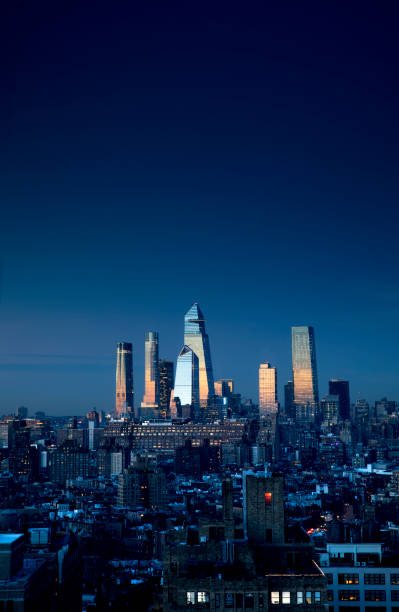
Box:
265 492 272 505
271 592 279 604
297 592 303 604
306 591 312 604
197 592 209 603
187 592 195 604
314 591 320 603
282 592 290 604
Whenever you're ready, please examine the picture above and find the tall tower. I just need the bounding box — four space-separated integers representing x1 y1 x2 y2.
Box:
291 326 319 424
329 379 350 420
170 346 199 419
141 331 160 408
115 342 134 418
159 360 174 411
183 303 214 407
258 362 278 417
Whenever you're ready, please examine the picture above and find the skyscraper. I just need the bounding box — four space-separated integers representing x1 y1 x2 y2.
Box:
159 360 174 410
258 362 278 417
170 345 199 419
183 303 214 407
141 332 160 416
214 379 234 396
284 380 295 419
329 379 350 420
115 342 134 418
291 326 319 424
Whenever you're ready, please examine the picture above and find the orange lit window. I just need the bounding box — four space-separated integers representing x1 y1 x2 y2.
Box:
265 493 272 505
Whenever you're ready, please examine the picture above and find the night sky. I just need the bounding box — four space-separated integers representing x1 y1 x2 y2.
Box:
2 1 399 415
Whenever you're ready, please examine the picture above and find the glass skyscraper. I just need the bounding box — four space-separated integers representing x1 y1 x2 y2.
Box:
141 331 160 408
159 360 174 410
170 345 199 418
115 342 134 418
258 362 278 417
291 326 319 423
183 303 214 407
329 379 350 420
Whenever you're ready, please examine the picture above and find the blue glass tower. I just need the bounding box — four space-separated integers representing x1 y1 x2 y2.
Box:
183 303 215 407
171 345 199 418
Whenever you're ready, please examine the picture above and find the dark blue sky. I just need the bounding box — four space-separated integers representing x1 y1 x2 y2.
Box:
1 1 399 415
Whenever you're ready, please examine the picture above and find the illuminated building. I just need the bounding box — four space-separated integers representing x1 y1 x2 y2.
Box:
214 379 234 396
115 342 134 418
141 331 160 412
291 326 319 424
183 303 215 407
170 345 199 418
159 359 174 411
320 394 340 429
258 362 278 417
329 378 350 420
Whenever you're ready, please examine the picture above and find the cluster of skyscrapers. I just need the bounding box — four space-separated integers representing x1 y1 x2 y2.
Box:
115 303 347 425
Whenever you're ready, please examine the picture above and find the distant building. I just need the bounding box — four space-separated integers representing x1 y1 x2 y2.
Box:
16 406 28 419
141 331 160 418
292 326 319 425
214 379 234 396
244 472 285 544
329 379 350 420
183 303 215 407
117 453 167 509
321 394 340 429
115 342 134 418
170 346 199 419
284 380 295 419
159 359 174 412
48 440 89 485
258 362 278 417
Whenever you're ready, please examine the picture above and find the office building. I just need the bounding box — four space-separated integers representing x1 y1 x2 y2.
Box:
183 303 215 407
48 440 89 485
115 342 134 418
16 406 28 419
321 394 340 429
141 332 160 412
292 326 319 424
159 359 174 410
329 379 350 420
284 380 295 419
117 453 168 510
258 362 278 417
245 472 285 544
170 346 199 419
214 379 234 396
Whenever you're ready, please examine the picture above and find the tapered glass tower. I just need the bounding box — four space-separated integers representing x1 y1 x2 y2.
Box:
115 342 134 417
141 331 160 407
291 326 319 424
183 303 214 406
170 345 199 418
259 362 278 417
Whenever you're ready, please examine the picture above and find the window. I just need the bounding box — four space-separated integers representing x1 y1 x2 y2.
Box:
187 592 195 605
325 573 333 584
314 592 320 603
365 590 386 601
282 592 290 604
265 492 272 505
271 592 280 604
306 592 312 604
339 590 360 601
244 593 254 608
392 574 399 585
215 594 220 608
258 594 264 608
197 592 209 603
327 590 333 601
297 592 303 604
392 591 399 601
364 573 385 585
338 573 359 585
224 593 234 608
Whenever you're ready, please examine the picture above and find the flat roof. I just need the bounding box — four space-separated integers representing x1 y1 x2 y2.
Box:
0 533 24 544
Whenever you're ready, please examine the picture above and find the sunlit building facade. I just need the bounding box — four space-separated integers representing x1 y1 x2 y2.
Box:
141 331 160 409
292 326 319 424
259 362 278 417
214 379 234 396
183 303 214 407
170 345 199 419
115 342 134 418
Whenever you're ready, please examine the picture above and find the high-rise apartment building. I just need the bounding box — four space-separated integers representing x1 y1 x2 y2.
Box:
115 342 134 418
183 303 215 407
284 380 295 419
141 332 160 411
258 362 278 417
214 379 234 396
329 378 350 420
292 326 319 425
159 359 174 410
170 346 199 418
245 472 285 544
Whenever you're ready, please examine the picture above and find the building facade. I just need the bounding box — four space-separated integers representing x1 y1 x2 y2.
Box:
329 379 350 421
292 326 319 425
259 363 278 417
159 359 174 412
115 342 134 418
170 346 200 418
141 331 160 413
183 303 215 408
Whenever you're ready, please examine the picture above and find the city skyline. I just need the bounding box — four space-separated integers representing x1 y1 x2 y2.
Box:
2 3 399 414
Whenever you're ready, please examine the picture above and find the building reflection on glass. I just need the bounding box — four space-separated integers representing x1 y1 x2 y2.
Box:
170 345 199 419
259 362 278 417
183 303 214 407
291 326 319 424
115 342 134 418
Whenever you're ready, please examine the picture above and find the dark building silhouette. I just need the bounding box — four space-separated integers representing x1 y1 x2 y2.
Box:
329 378 350 420
159 359 174 411
284 380 295 419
